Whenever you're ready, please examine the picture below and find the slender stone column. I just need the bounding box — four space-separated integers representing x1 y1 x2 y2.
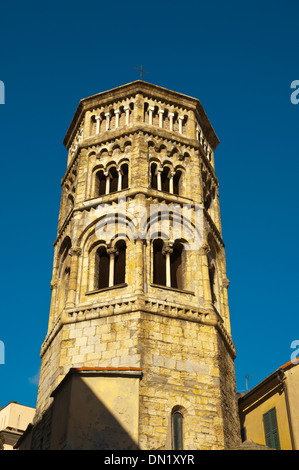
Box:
95 115 101 134
48 278 57 332
105 171 110 194
169 112 174 131
124 106 130 125
178 116 184 134
157 168 162 191
115 109 120 128
162 242 173 288
148 106 154 125
135 237 145 294
65 247 82 308
158 109 164 128
117 168 122 191
222 277 231 332
107 246 118 287
169 171 175 194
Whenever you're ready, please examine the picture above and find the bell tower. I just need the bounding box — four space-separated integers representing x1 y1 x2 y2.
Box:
32 81 240 450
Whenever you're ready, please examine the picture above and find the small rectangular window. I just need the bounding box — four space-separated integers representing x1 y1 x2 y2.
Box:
263 407 280 449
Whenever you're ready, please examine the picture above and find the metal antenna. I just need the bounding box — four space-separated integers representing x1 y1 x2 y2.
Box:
245 375 257 392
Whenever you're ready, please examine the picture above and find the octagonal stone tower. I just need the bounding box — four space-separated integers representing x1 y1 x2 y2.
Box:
31 81 240 450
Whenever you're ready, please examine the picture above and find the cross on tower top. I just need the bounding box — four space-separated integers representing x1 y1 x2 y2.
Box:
134 65 148 80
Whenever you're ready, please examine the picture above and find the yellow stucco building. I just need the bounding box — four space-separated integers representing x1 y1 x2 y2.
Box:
238 360 299 450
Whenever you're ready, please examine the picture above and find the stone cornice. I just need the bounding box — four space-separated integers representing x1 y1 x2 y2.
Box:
40 296 236 360
63 81 219 151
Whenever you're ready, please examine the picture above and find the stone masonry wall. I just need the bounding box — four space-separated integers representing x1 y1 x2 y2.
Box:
138 312 229 450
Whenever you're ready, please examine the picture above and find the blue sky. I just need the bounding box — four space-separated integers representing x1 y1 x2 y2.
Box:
0 0 298 408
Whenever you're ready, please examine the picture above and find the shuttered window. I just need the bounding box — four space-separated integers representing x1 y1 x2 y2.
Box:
263 407 281 449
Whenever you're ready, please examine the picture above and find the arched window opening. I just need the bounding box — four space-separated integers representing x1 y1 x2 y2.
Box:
207 255 218 308
114 240 126 285
90 115 96 135
153 239 166 286
95 170 106 197
109 166 118 193
67 194 74 213
209 264 216 304
99 112 106 133
151 163 158 189
95 246 110 290
153 240 185 289
182 116 188 134
172 411 183 450
57 265 70 314
121 163 129 190
170 242 183 290
57 237 72 314
173 170 182 196
173 112 179 132
144 102 149 123
163 109 170 131
204 193 212 211
119 106 126 127
152 106 159 126
110 110 116 130
161 166 170 192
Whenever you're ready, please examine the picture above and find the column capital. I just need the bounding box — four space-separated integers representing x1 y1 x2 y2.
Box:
134 234 147 245
107 246 119 256
199 243 210 256
69 247 82 257
50 280 57 290
162 240 174 255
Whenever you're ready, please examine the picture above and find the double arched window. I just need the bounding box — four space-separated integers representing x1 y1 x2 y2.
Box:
95 163 129 197
94 240 126 290
153 239 184 290
150 163 182 196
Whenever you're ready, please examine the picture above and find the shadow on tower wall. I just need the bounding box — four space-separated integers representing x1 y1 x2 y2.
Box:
17 368 141 450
